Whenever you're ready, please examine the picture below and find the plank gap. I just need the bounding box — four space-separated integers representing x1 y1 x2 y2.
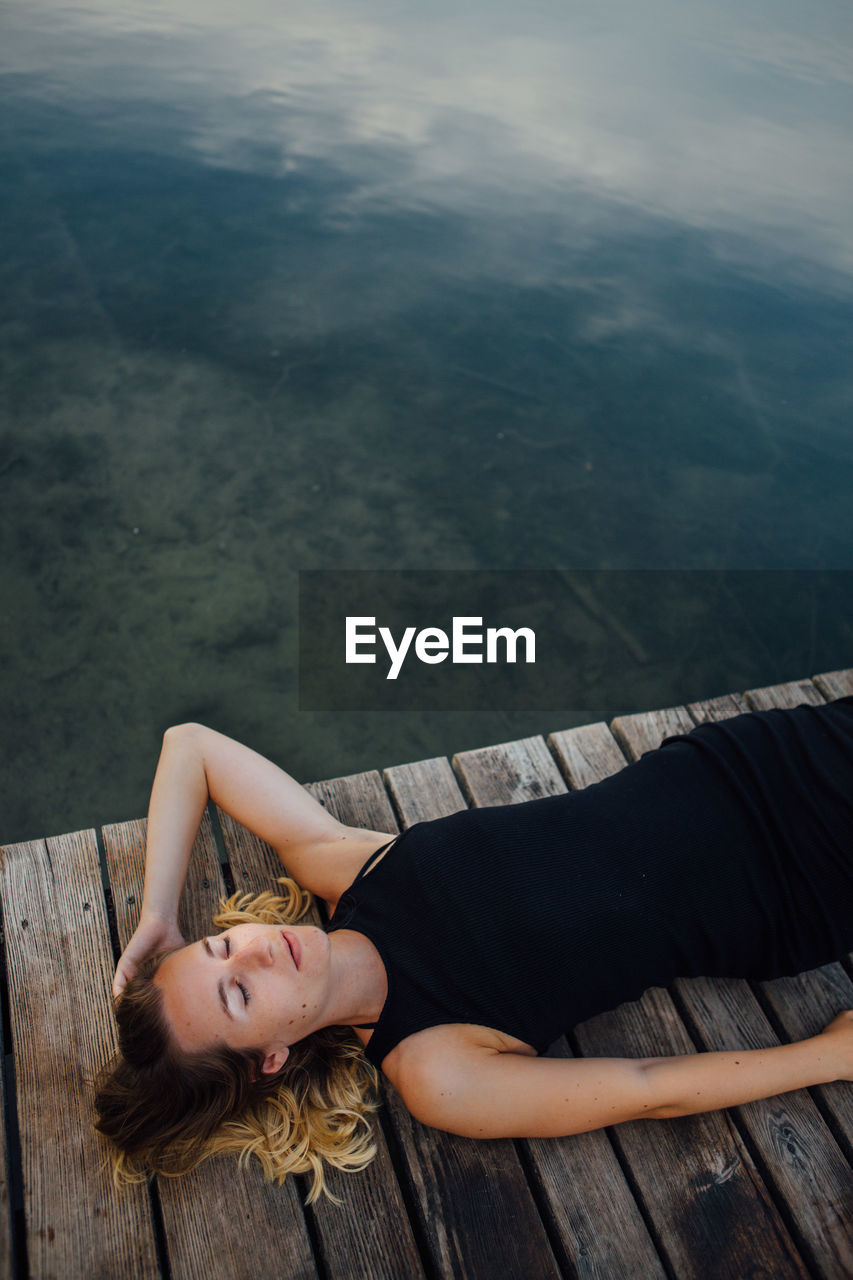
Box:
510 1135 591 1280
0 891 26 1280
1 1055 25 1280
94 826 122 964
727 1101 828 1280
205 800 229 870
297 1179 340 1280
803 1085 853 1171
746 977 796 1049
601 1120 679 1280
206 802 237 896
146 1178 174 1280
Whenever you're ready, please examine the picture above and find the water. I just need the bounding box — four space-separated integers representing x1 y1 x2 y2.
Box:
2 0 852 842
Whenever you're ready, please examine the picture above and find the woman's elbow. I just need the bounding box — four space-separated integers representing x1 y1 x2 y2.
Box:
163 722 207 745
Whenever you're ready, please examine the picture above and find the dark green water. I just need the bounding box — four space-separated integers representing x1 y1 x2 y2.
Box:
2 0 852 842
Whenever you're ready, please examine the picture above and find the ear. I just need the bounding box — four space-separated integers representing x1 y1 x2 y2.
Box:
260 1046 289 1076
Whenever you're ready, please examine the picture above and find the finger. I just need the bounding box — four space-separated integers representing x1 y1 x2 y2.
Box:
112 963 131 999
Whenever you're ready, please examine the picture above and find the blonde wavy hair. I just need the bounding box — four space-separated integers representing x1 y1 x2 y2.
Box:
94 878 381 1204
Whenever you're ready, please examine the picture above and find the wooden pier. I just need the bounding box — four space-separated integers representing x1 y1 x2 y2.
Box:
1 671 852 1279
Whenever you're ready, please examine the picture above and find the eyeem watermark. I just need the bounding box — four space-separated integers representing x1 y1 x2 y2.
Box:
346 616 536 680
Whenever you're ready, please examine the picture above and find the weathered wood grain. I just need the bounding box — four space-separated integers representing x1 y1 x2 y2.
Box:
102 815 318 1280
674 974 853 1278
1 831 159 1279
216 805 427 1280
307 770 397 835
757 965 853 1159
743 679 824 710
0 984 13 1280
812 669 853 700
686 691 749 721
547 721 627 791
575 990 809 1279
522 1037 667 1280
452 735 566 806
383 756 467 824
610 703 694 759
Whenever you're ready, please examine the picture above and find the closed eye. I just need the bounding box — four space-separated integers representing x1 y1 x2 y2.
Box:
237 981 250 1006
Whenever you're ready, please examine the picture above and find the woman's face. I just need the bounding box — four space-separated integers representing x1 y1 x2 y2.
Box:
153 922 331 1072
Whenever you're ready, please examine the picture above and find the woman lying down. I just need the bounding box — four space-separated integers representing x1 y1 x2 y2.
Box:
96 700 853 1201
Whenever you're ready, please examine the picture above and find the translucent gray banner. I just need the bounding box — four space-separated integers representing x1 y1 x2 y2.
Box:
298 570 853 711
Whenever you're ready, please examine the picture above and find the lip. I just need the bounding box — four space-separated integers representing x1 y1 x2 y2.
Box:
281 930 300 969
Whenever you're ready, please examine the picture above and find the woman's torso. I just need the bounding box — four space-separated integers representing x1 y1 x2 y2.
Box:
326 699 853 1072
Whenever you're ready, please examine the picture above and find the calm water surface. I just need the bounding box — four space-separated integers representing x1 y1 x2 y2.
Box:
2 0 852 841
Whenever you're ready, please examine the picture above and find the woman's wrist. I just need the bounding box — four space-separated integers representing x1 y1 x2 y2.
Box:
138 902 180 928
644 1034 839 1119
801 1032 840 1085
814 1018 853 1084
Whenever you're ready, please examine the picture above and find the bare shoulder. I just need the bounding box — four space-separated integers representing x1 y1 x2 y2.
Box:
385 1022 536 1115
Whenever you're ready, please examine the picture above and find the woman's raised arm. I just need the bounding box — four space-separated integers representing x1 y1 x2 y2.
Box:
399 1013 853 1139
113 722 351 996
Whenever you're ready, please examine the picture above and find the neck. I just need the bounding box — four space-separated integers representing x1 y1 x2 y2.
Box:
321 930 387 1030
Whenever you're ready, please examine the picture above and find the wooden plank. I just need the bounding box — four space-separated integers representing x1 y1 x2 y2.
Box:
812 668 853 700
0 831 159 1279
547 721 627 790
466 728 810 1280
573 991 808 1279
583 705 853 1277
102 816 318 1280
307 770 396 834
0 966 14 1280
674 971 853 1278
686 691 749 721
610 704 694 760
743 679 824 710
451 735 566 803
383 756 467 824
216 803 427 1280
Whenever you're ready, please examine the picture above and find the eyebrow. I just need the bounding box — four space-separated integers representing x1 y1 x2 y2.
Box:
202 937 233 1020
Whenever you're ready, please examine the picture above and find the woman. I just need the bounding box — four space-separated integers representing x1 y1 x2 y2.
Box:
96 702 853 1201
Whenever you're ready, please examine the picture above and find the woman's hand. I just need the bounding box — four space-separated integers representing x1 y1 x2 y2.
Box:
820 1009 853 1081
113 914 185 999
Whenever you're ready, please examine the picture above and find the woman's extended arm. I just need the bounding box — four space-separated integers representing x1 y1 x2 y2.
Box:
400 1013 853 1139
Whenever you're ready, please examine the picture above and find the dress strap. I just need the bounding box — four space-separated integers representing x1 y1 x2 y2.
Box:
351 836 399 886
352 1021 378 1030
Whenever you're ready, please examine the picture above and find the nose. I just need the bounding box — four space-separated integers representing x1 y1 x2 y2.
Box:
234 934 274 968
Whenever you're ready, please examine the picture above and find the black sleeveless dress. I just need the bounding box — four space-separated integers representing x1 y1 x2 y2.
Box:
327 698 853 1068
